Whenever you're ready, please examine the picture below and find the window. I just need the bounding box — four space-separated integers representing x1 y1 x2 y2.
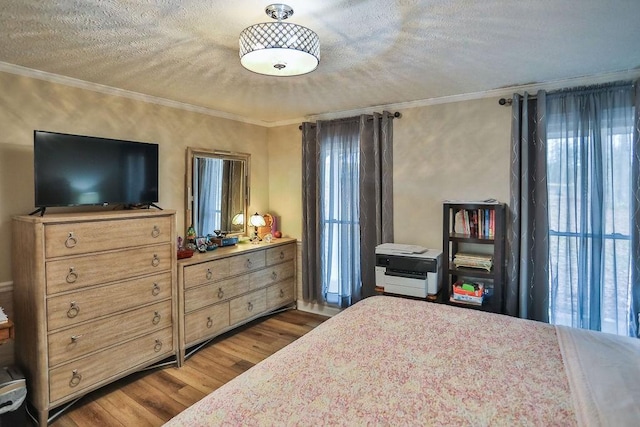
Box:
318 120 361 306
546 86 635 336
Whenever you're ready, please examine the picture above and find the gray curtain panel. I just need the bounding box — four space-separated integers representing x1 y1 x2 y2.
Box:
301 122 322 303
506 91 550 321
631 80 640 337
359 112 394 298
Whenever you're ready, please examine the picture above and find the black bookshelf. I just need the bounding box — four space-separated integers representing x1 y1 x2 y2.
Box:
441 202 506 314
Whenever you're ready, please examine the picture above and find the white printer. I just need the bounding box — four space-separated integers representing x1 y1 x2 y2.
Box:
375 243 443 298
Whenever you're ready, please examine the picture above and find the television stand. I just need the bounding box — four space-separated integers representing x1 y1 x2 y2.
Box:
29 207 46 217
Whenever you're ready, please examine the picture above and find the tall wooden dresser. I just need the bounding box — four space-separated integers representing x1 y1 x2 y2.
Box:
178 238 296 364
11 210 177 426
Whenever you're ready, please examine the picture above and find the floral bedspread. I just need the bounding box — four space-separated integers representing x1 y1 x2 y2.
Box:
166 296 580 426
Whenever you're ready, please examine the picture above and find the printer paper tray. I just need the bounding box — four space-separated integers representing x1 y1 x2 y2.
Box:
384 283 428 299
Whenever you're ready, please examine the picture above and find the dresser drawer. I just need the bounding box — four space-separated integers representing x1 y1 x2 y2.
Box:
228 251 265 274
182 258 230 289
47 272 172 330
49 326 173 403
48 300 172 367
266 279 295 311
184 302 229 345
229 289 266 325
45 216 172 258
266 244 295 266
184 275 248 313
248 260 294 290
46 244 172 294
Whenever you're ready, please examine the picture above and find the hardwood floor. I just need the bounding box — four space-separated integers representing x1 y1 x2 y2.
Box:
39 309 329 427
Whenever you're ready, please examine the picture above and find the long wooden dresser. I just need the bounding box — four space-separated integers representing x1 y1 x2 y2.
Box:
11 210 177 426
178 238 296 363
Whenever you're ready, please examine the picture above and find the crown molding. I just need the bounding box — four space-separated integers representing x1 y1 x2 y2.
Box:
297 68 640 124
0 61 269 127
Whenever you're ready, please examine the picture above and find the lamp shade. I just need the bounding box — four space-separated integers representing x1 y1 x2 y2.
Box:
231 213 244 225
239 5 320 76
250 212 267 227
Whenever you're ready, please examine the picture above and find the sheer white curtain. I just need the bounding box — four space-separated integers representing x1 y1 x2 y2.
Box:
319 118 361 306
195 157 223 236
546 82 637 336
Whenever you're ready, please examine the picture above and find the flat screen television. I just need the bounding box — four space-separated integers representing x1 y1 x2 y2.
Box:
34 130 159 211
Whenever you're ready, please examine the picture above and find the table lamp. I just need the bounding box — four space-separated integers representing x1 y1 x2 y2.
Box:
249 212 266 240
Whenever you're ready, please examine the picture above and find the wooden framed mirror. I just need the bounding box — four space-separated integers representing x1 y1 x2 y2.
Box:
185 147 250 237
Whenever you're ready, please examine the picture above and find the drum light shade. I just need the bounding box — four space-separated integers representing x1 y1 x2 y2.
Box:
239 4 320 77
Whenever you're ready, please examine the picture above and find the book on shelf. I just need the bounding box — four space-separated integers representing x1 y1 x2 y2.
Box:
0 307 7 324
450 207 496 238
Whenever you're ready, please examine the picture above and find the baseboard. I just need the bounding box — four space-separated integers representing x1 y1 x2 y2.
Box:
0 281 12 293
296 300 341 317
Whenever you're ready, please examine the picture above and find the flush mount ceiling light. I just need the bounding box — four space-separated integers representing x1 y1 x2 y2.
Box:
239 4 320 76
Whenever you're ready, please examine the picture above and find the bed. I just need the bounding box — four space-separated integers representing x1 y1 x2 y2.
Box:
165 296 640 426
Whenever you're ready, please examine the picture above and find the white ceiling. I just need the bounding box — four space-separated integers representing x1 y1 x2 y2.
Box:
1 0 639 126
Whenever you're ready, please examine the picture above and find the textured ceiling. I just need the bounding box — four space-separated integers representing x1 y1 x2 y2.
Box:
1 0 639 126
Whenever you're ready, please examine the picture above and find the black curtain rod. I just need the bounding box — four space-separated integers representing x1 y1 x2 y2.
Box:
298 111 401 130
498 80 632 106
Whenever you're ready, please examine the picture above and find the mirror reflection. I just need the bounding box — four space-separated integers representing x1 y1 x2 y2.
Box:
186 148 249 237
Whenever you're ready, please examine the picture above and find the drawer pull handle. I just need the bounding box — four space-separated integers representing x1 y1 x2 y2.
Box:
65 232 78 248
154 339 163 352
69 370 82 387
66 267 78 284
151 254 160 267
151 225 160 238
70 335 82 343
152 283 161 296
271 271 278 280
247 301 254 312
279 289 285 298
67 302 80 318
152 311 161 325
217 288 224 299
206 269 213 280
246 259 253 269
279 251 285 259
206 317 213 328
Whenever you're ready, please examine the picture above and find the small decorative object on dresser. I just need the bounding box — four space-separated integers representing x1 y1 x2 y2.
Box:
258 213 274 239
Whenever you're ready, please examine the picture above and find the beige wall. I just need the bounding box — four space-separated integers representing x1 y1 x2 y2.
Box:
393 98 512 248
0 71 269 284
267 98 512 250
266 124 302 239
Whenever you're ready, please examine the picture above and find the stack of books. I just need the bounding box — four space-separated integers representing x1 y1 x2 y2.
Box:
453 252 493 272
453 208 496 238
